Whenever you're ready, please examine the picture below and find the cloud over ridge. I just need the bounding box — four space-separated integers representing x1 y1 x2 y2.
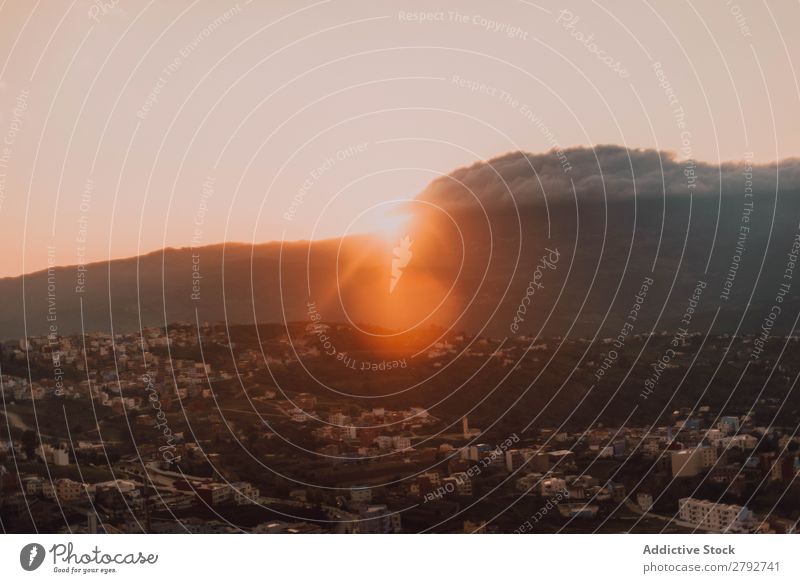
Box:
418 145 800 208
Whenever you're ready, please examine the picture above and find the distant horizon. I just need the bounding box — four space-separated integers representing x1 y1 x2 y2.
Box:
5 142 800 279
0 233 371 280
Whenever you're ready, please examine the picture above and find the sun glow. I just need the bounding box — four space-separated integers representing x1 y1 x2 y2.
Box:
363 205 414 242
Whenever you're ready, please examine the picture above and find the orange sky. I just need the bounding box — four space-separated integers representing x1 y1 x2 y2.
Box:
0 0 798 277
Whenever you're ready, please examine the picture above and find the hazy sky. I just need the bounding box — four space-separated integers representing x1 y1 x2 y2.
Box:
0 0 798 277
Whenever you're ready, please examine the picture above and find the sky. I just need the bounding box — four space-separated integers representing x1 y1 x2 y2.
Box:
0 0 798 277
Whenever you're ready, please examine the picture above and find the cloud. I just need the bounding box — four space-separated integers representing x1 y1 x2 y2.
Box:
416 145 800 208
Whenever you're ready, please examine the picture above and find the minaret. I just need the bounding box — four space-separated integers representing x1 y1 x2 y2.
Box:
462 416 469 439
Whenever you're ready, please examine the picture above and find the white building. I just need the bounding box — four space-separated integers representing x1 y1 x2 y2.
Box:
329 412 349 426
392 435 411 451
598 446 614 458
52 448 70 466
35 444 70 466
721 434 758 451
22 476 43 495
678 497 754 533
232 482 259 505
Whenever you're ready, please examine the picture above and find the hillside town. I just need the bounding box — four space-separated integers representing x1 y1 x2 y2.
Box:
1 323 799 533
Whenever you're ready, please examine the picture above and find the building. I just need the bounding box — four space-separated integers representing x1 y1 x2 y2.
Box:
516 472 543 493
671 449 700 477
56 449 71 466
718 416 740 435
290 409 308 423
295 393 317 410
637 492 654 512
328 412 349 426
547 450 576 468
445 472 473 496
351 505 402 534
21 476 43 495
35 444 70 466
568 483 586 500
392 435 411 451
461 416 480 439
232 482 259 505
721 434 758 451
671 446 716 478
48 478 84 503
641 438 661 457
350 487 372 507
94 479 142 510
374 435 393 450
678 497 754 533
557 503 599 519
196 482 234 506
462 443 492 462
420 471 441 486
540 476 567 497
505 449 525 472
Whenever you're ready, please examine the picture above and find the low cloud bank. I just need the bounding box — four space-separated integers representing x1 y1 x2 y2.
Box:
417 145 800 208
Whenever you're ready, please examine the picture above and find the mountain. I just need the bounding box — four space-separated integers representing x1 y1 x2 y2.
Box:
406 145 800 340
3 145 800 340
0 237 381 339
